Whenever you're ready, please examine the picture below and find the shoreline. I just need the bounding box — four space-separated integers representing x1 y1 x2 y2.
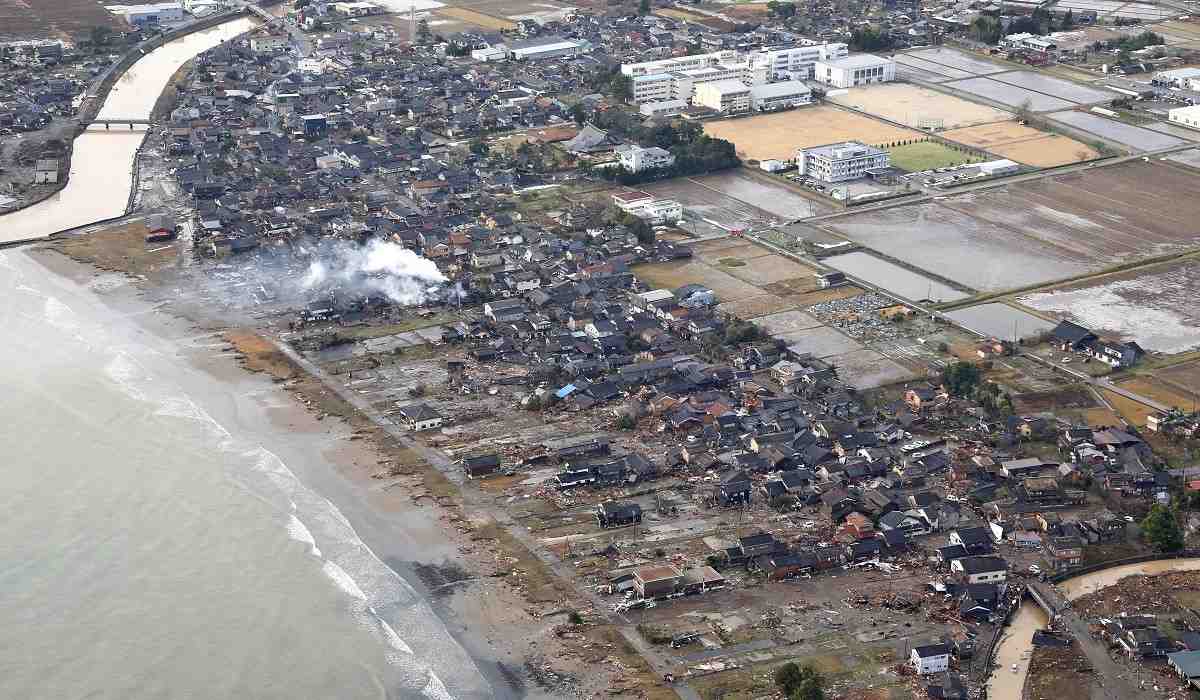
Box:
26 240 663 699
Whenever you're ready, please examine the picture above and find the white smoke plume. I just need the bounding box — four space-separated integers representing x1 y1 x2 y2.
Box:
301 239 447 306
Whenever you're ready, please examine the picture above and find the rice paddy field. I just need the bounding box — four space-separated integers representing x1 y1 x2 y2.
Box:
942 122 1100 166
703 107 921 161
1018 260 1200 354
1046 110 1188 152
817 159 1200 292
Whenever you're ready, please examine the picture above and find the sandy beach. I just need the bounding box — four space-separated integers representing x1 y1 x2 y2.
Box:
24 240 651 699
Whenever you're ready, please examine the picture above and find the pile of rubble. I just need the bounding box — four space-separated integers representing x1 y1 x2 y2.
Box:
1071 570 1200 618
844 588 925 612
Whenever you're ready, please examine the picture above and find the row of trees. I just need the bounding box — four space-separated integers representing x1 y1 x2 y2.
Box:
969 7 1083 44
582 66 633 102
849 27 897 52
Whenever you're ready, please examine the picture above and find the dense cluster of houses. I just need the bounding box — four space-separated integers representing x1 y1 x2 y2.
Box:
440 258 1161 597
0 41 90 134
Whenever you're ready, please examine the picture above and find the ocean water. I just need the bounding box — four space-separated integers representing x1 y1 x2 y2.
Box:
0 249 490 699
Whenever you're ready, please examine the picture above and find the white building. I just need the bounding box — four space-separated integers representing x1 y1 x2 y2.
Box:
250 35 289 53
639 99 688 117
693 79 751 113
612 190 682 224
1152 67 1200 88
182 0 221 13
507 37 589 61
978 159 1021 176
397 403 444 432
671 63 749 102
122 2 185 26
621 50 739 78
624 199 683 225
617 144 676 173
951 556 1008 584
814 55 896 88
471 46 508 62
746 43 848 83
910 643 951 675
331 1 382 16
631 73 674 104
749 80 811 111
1169 104 1200 131
1002 32 1057 52
796 142 890 182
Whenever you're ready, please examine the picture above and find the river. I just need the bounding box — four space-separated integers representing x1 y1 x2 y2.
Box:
986 602 1049 700
988 558 1200 700
0 17 259 244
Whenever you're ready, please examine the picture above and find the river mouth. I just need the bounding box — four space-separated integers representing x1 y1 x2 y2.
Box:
0 16 259 244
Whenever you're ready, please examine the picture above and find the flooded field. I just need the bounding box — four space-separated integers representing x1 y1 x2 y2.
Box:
819 160 1200 292
823 251 969 302
902 47 1008 75
1165 148 1200 169
893 54 972 81
1047 110 1187 151
821 203 1093 291
989 71 1112 104
943 77 1073 112
689 172 834 221
642 175 826 232
945 303 1056 341
1019 261 1200 353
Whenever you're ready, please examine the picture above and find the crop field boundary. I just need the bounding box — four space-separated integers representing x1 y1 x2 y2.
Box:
903 79 1121 155
938 249 1200 312
830 89 1006 162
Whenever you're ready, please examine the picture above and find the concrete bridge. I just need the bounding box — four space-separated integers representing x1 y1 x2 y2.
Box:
83 118 153 130
1025 581 1065 618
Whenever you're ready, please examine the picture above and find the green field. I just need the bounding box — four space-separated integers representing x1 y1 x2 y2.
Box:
887 140 983 172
